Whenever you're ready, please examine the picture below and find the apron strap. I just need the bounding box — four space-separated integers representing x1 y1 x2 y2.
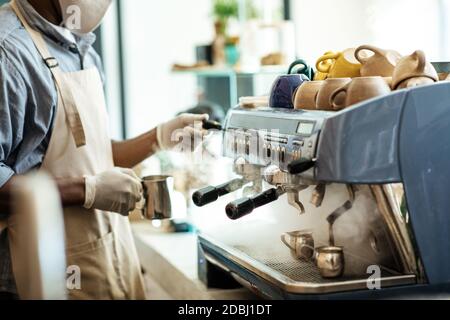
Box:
11 0 86 147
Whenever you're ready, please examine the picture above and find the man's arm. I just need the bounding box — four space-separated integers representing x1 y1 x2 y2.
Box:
111 114 209 169
112 128 158 169
0 176 85 216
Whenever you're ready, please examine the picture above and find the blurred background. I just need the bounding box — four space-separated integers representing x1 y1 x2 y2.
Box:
95 0 450 140
0 0 447 139
0 0 445 138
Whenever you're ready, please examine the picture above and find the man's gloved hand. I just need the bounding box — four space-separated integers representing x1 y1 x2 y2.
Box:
84 168 143 216
156 113 209 151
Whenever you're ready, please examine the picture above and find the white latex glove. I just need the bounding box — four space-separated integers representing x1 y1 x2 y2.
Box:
84 168 143 216
156 113 209 151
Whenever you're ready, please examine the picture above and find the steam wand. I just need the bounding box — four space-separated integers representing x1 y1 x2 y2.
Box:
327 185 356 246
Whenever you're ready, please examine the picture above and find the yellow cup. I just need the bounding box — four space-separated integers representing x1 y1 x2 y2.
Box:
316 48 362 79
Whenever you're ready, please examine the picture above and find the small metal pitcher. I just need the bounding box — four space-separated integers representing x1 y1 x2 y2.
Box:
315 246 345 278
281 230 315 260
140 175 173 220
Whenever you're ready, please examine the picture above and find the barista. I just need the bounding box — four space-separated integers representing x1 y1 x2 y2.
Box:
0 0 208 299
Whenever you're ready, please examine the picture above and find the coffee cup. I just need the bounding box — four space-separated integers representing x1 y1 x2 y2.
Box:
288 59 314 80
315 246 345 278
316 78 352 110
330 76 392 110
269 74 308 109
355 45 402 77
281 230 315 260
316 48 362 78
392 50 438 90
293 80 324 110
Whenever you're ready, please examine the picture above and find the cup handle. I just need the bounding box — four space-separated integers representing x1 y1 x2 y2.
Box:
288 59 309 75
316 52 340 73
300 244 315 261
355 45 385 64
330 85 349 111
414 50 426 72
281 234 295 251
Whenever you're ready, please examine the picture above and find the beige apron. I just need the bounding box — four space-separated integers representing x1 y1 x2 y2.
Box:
10 2 146 300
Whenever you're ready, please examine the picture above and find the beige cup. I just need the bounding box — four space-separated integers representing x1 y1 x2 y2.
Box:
330 76 391 110
293 81 324 110
355 45 402 77
392 50 438 89
316 78 352 110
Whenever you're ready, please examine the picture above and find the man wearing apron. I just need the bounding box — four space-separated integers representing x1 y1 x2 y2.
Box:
0 0 208 299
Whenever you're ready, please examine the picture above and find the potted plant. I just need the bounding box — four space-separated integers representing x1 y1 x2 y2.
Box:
212 0 239 35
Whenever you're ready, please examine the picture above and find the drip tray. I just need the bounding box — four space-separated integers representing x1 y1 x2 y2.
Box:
200 234 417 295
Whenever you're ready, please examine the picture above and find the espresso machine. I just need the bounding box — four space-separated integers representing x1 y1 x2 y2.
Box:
192 82 450 299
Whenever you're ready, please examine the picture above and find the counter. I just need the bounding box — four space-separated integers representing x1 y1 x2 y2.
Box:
132 222 257 300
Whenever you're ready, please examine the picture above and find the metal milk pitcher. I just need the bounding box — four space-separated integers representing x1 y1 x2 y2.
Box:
141 175 173 220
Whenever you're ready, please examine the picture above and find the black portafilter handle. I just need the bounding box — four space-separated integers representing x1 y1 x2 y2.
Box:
192 178 245 207
226 188 282 220
288 158 316 175
202 119 223 131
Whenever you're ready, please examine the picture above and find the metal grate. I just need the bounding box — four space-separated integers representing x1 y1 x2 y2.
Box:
200 234 417 294
233 244 393 284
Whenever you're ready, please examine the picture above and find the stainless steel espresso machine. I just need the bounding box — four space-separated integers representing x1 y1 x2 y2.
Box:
192 82 450 299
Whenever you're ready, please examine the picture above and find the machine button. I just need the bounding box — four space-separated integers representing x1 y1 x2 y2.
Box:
267 145 271 158
308 141 313 148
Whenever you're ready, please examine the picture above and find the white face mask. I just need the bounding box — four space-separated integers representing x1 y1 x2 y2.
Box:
59 0 112 34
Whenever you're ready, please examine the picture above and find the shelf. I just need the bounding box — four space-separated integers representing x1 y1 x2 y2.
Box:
171 65 288 77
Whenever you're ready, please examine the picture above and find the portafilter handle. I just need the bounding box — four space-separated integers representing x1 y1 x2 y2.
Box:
192 178 246 207
288 158 316 175
226 187 285 220
202 119 223 131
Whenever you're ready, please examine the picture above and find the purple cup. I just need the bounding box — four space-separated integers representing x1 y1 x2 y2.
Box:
269 74 309 109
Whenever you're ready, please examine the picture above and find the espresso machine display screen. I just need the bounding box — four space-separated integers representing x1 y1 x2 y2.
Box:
297 122 315 136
